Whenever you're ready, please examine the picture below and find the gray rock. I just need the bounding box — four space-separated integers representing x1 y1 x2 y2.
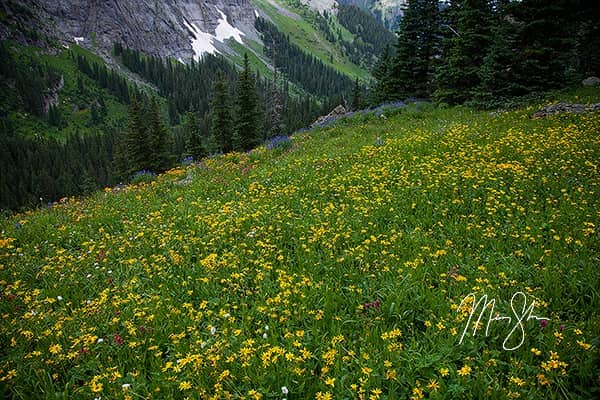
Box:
311 104 347 128
531 102 600 118
2 0 258 61
582 76 600 86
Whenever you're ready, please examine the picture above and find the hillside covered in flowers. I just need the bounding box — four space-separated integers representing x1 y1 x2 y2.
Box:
1 90 599 399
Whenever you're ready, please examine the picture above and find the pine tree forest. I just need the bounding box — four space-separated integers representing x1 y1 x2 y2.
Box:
374 0 600 106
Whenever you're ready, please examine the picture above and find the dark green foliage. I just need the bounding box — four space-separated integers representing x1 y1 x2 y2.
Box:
370 44 394 104
574 0 600 76
507 0 578 91
434 0 493 105
337 4 396 68
114 44 237 123
265 72 286 138
47 104 62 127
234 54 262 152
147 97 170 173
76 54 132 103
0 127 117 211
183 111 207 160
0 41 62 117
388 0 440 100
114 43 325 139
124 96 151 174
351 78 363 111
209 71 234 153
255 18 354 96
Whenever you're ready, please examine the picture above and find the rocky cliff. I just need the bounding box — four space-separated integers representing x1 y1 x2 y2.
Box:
1 0 259 60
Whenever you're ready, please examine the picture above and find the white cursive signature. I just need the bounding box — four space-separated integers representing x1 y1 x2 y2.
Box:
457 291 549 351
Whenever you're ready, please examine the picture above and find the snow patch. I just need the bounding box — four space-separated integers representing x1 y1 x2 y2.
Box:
214 10 244 44
73 36 84 44
183 19 217 60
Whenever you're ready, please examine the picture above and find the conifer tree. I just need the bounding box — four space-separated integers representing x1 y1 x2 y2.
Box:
351 78 362 111
125 95 150 174
388 0 441 100
508 0 577 92
434 0 493 105
371 44 393 104
210 71 233 152
184 111 206 159
266 71 285 138
234 54 262 152
147 97 170 172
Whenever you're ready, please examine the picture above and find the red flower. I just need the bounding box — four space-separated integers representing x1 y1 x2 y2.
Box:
113 333 124 345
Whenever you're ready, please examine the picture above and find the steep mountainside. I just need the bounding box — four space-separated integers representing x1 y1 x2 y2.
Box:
338 0 405 30
0 0 380 80
1 0 257 61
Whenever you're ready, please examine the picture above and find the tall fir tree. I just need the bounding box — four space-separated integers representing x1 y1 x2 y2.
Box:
209 71 233 152
351 78 362 111
434 0 493 105
184 111 206 159
125 95 151 174
234 54 262 152
508 0 577 92
147 97 170 172
388 0 441 100
266 70 285 138
371 44 393 104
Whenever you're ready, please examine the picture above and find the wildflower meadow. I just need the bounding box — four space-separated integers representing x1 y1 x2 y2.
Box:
1 90 599 399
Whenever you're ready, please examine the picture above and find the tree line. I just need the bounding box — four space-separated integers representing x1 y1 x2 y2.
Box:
1 41 340 211
255 17 354 96
372 0 600 106
336 4 397 68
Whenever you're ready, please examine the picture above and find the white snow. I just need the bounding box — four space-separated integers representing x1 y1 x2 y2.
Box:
183 19 217 60
254 9 260 18
214 10 244 45
73 36 84 44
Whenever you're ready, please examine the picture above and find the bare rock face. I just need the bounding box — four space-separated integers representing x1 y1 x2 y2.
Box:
2 0 258 60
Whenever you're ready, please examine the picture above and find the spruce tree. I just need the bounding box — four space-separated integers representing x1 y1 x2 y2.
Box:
388 0 440 100
371 44 393 104
147 97 170 173
184 111 206 160
434 0 493 105
234 54 262 152
125 95 151 174
209 71 233 152
509 0 577 92
266 71 285 138
351 78 362 111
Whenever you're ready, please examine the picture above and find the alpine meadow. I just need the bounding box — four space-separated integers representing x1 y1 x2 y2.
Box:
1 0 600 399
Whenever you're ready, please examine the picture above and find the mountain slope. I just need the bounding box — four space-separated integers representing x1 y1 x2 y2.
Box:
1 88 599 399
338 0 406 30
0 0 376 81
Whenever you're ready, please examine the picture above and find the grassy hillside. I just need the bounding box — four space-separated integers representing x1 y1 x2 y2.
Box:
0 42 132 141
1 89 599 399
252 0 371 81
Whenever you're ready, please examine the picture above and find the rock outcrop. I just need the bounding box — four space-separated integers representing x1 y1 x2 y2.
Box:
532 102 600 118
1 0 259 61
311 104 348 128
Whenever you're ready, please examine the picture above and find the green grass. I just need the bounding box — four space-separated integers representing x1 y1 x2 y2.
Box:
1 89 599 399
251 0 370 81
3 43 130 141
